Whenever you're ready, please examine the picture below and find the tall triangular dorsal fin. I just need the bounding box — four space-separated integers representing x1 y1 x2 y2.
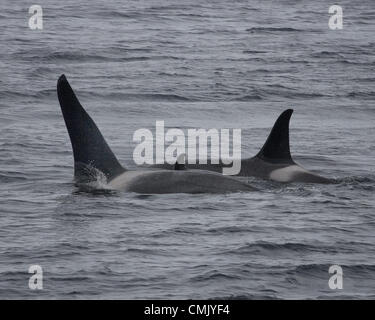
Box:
174 153 186 170
57 75 126 182
255 109 294 163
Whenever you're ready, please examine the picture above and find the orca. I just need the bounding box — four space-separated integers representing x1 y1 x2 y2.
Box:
56 75 257 194
150 110 333 184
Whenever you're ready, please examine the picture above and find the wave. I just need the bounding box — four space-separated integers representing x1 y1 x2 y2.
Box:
232 89 325 101
0 88 58 100
246 27 303 33
150 226 201 238
311 51 346 59
0 172 28 183
211 293 278 300
13 50 154 63
242 50 268 54
233 94 263 101
346 91 375 99
289 263 375 277
81 91 193 102
206 225 255 234
13 47 183 64
335 175 375 191
231 241 318 255
98 10 145 19
42 52 150 63
190 270 242 282
337 175 375 184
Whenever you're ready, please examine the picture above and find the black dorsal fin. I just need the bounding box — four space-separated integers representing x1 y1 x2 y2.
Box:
174 153 186 170
57 75 126 182
255 109 294 164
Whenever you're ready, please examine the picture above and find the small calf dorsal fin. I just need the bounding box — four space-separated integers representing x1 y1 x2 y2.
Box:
255 109 294 164
174 153 186 170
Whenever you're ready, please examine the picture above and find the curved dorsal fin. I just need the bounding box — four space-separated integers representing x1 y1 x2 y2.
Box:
255 109 294 163
57 75 126 182
174 153 186 170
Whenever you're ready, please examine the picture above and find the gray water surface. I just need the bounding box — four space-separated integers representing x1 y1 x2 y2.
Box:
0 0 375 299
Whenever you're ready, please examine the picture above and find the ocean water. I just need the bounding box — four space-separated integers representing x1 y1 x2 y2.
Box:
0 0 375 299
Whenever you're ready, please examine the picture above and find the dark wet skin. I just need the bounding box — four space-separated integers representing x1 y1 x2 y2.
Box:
57 75 258 194
145 109 334 184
